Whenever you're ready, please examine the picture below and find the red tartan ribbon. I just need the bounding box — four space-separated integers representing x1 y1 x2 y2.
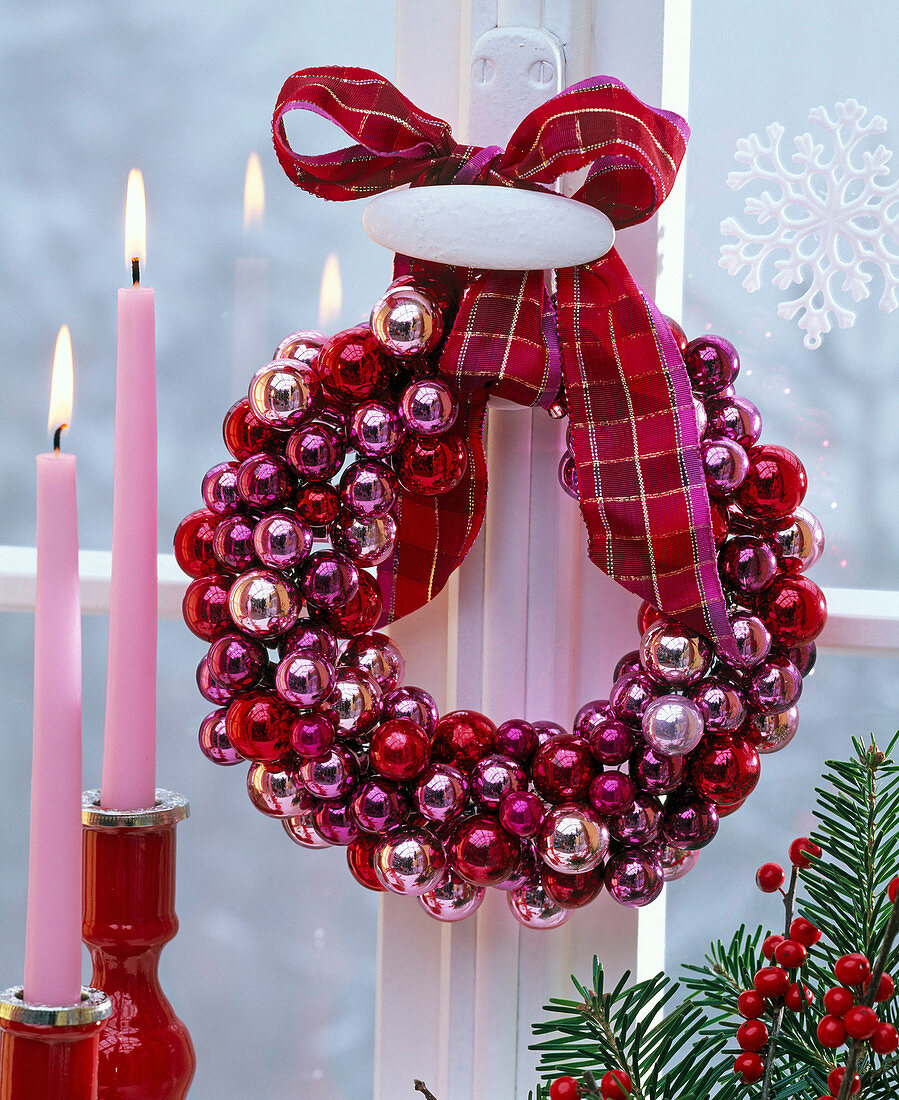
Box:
273 66 738 659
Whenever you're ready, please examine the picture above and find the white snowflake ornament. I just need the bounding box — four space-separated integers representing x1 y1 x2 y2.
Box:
720 100 899 349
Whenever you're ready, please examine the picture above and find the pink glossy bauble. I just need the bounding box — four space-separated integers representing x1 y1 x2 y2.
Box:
341 632 406 692
640 621 710 686
604 848 664 907
207 632 268 691
198 709 243 766
235 452 295 509
299 745 359 801
382 686 439 735
285 422 345 481
301 550 360 610
608 793 663 846
507 881 571 929
201 461 241 515
746 656 802 714
706 395 762 448
660 843 700 881
313 797 359 845
340 459 398 519
748 706 800 754
689 679 747 734
228 569 300 636
471 754 526 808
211 512 257 572
684 335 740 393
537 805 609 874
630 743 685 795
351 778 408 834
608 672 657 727
279 621 339 663
253 511 312 569
419 874 485 922
196 656 234 706
248 359 319 429
642 695 705 756
289 711 337 759
320 667 383 737
730 613 773 668
399 379 458 435
589 771 636 817
585 718 635 766
498 791 545 838
371 285 444 357
448 814 520 886
247 763 307 817
495 719 539 763
720 536 779 595
375 828 446 895
336 514 397 567
349 401 405 458
282 809 331 849
414 763 469 824
702 437 749 495
662 793 720 850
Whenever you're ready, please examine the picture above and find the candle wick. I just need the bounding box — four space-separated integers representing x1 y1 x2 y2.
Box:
131 257 141 287
52 424 66 452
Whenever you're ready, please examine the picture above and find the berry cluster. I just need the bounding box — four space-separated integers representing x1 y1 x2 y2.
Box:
732 848 898 1097
176 283 825 925
548 1069 631 1100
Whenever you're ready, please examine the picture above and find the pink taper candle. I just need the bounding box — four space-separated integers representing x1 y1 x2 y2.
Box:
24 325 83 1006
101 169 157 810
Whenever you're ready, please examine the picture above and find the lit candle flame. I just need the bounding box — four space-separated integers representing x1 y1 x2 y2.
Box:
125 169 147 271
48 325 74 438
243 152 265 231
318 253 342 329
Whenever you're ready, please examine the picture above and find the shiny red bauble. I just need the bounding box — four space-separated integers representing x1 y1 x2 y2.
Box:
733 1052 764 1084
369 718 431 781
790 917 822 946
735 444 807 521
823 987 855 1017
448 813 519 886
834 953 871 986
346 834 387 891
871 1021 899 1054
756 863 785 893
754 966 790 997
182 574 232 641
223 397 282 460
318 328 391 401
600 1069 632 1099
689 734 760 806
827 1067 860 1096
758 575 827 646
225 690 294 764
736 1019 768 1052
174 509 220 577
637 601 663 635
548 1076 582 1100
395 433 468 496
532 736 597 803
788 836 823 868
323 572 383 637
296 483 341 527
784 982 813 1012
432 710 496 770
844 1005 879 1040
816 1015 847 1048
542 864 605 909
738 989 766 1018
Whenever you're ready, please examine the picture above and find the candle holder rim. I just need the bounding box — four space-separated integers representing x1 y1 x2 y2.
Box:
81 788 189 829
0 985 111 1027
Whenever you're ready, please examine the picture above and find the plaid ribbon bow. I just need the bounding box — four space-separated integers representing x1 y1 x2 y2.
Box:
273 66 738 659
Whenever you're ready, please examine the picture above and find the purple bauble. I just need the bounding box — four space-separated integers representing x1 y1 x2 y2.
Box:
207 632 268 691
382 686 439 736
689 679 747 734
198 708 243 765
720 535 779 594
341 632 406 693
414 763 469 824
605 847 664 907
507 881 571 929
340 460 398 519
289 711 336 759
495 719 539 763
585 718 635 766
662 794 719 850
608 793 663 845
706 395 762 448
301 550 360 609
351 778 408 833
589 771 636 817
196 656 234 706
350 401 405 457
630 743 685 795
300 746 359 801
702 437 749 495
313 797 359 845
236 452 295 509
375 828 447 896
278 621 339 663
498 791 545 838
253 511 312 569
729 613 773 668
400 379 458 435
336 514 397 567
558 453 579 500
787 641 817 678
746 656 802 714
212 513 257 572
419 874 485 922
609 673 657 727
642 695 704 756
285 422 345 481
201 461 241 515
275 651 334 707
471 754 527 808
684 335 740 394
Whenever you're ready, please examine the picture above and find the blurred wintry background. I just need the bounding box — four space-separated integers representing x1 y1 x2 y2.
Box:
2 2 899 1096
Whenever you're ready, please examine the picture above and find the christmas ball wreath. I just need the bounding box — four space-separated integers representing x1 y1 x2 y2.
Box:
176 68 827 927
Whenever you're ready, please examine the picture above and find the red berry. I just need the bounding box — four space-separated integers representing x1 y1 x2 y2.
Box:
790 917 822 946
762 934 785 960
843 1004 879 1040
784 982 813 1012
865 972 895 1002
774 939 808 968
737 1019 769 1052
756 862 785 892
599 1069 632 1099
754 966 790 998
871 1021 899 1055
823 987 855 1017
827 1067 860 1095
834 953 871 986
789 836 822 868
738 990 766 1019
816 1015 847 1048
733 1052 765 1084
889 877 899 904
549 1076 582 1100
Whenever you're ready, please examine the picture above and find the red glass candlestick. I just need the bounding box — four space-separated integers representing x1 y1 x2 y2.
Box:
81 790 195 1100
0 985 111 1100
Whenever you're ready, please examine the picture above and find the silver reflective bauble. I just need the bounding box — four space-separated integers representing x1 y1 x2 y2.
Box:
248 359 318 428
228 569 300 636
340 632 406 692
730 613 772 668
639 620 709 685
751 706 799 754
370 286 443 358
282 808 331 848
246 764 307 818
375 828 447 896
298 745 358 800
507 881 572 929
642 695 704 756
659 843 700 881
418 873 486 922
320 668 383 737
772 506 825 571
274 330 326 364
537 805 609 874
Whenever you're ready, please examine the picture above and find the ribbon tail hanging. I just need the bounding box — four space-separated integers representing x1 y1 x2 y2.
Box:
556 251 740 661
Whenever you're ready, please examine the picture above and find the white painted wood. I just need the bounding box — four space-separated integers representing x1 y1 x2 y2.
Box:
363 186 615 270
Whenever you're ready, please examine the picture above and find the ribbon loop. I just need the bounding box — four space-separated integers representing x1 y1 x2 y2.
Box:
273 66 739 660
